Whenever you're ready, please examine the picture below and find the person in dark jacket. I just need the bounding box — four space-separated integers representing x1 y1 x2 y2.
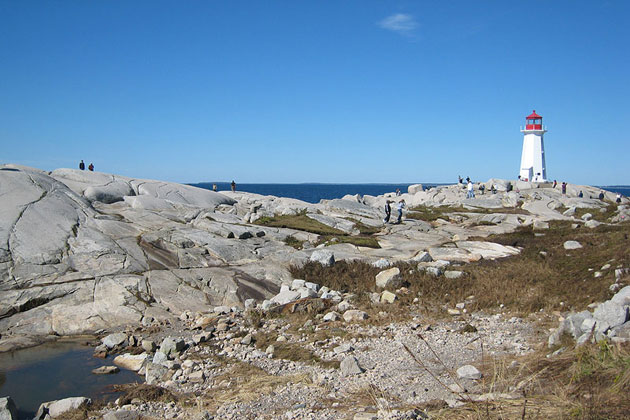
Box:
88 163 94 171
383 200 392 223
79 160 85 170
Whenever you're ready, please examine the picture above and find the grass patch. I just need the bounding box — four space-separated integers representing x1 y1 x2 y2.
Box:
346 218 382 235
255 213 381 248
291 221 630 316
407 205 529 223
202 362 313 410
317 235 381 248
573 204 618 223
114 383 180 405
253 330 339 369
283 235 306 249
254 213 346 235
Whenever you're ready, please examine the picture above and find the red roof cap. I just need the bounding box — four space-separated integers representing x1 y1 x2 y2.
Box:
527 110 542 119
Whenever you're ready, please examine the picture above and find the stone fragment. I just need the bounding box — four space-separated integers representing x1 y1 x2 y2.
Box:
291 279 306 290
334 344 354 354
92 365 120 375
444 270 463 279
35 397 91 419
159 337 185 358
145 362 169 385
309 250 335 266
533 220 549 230
340 356 364 376
0 397 17 420
113 353 148 372
141 340 157 353
456 365 482 380
270 289 301 305
411 251 433 263
103 410 140 420
380 291 397 304
323 311 340 322
563 240 582 250
371 258 391 269
102 333 128 349
343 310 368 322
585 220 601 229
375 267 402 289
189 370 206 383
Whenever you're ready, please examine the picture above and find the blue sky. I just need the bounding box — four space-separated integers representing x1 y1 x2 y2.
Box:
1 1 628 184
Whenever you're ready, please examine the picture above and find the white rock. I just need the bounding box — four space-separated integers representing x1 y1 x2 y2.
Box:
309 250 335 266
343 310 368 322
113 353 148 372
456 365 482 380
563 240 583 250
375 267 402 289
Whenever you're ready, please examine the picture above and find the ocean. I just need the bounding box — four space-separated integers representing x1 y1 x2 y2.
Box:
190 182 630 204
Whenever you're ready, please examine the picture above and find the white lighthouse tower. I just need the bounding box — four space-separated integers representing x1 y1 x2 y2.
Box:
519 110 547 182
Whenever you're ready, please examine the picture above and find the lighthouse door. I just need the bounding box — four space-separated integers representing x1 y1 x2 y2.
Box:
526 167 533 182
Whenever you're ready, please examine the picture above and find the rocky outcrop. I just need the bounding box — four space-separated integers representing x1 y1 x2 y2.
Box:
1 164 624 351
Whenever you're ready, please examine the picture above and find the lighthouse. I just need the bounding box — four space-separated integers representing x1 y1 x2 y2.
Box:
519 110 547 182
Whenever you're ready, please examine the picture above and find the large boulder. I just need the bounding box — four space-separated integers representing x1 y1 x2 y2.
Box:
375 267 402 289
0 397 17 420
35 397 91 419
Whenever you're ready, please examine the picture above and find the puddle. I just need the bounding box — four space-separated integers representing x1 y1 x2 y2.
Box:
0 339 141 419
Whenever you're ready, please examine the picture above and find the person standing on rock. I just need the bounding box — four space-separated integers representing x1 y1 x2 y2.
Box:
553 180 557 188
466 180 474 198
231 180 236 192
383 200 392 224
578 191 583 198
88 163 94 171
617 193 622 204
212 184 218 192
561 182 566 194
396 199 405 224
79 160 85 170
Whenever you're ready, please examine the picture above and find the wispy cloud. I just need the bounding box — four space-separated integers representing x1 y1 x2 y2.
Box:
378 13 418 36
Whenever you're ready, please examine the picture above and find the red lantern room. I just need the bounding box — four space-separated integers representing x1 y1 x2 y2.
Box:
525 110 543 130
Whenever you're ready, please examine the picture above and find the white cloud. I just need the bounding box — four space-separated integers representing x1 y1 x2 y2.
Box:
378 13 418 36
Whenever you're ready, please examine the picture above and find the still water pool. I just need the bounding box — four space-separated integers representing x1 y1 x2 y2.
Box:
0 339 141 419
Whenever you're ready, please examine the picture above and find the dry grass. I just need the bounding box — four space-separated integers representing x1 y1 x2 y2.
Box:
202 362 313 409
291 221 630 317
407 205 530 223
253 328 340 369
113 383 180 405
254 213 345 235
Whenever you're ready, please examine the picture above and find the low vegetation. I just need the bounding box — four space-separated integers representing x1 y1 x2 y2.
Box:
291 221 630 317
406 205 530 223
255 212 381 248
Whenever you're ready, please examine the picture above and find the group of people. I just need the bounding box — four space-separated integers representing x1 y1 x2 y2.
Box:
78 160 94 171
383 199 405 224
